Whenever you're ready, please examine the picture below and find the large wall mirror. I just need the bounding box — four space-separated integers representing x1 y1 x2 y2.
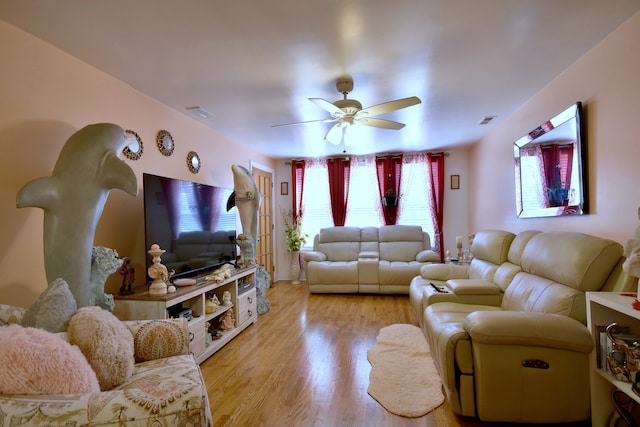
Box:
514 102 587 218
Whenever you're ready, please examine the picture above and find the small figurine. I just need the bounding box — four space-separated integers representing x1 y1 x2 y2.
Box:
236 233 255 267
147 244 169 296
219 308 235 331
205 294 220 314
118 257 135 295
222 290 232 306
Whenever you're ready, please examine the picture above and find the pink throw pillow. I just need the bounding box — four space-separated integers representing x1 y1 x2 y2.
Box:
0 324 100 395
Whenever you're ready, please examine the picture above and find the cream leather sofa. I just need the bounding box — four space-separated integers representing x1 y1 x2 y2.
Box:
303 225 440 293
410 229 541 326
415 231 625 423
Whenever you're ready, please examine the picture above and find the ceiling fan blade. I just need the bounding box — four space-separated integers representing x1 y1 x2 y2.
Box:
357 117 406 130
310 98 345 117
358 96 421 117
271 117 337 128
325 123 344 145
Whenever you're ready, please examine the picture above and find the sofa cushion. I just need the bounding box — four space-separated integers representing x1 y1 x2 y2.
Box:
0 324 100 395
507 230 541 265
317 226 361 261
360 227 379 252
379 261 424 286
379 225 425 261
501 273 589 323
470 230 515 265
520 232 623 292
21 278 77 333
69 306 135 391
306 260 358 285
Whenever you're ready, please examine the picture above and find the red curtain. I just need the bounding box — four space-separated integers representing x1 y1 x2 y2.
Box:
376 155 402 225
558 143 574 191
327 157 351 226
541 144 574 207
427 152 445 262
291 160 305 220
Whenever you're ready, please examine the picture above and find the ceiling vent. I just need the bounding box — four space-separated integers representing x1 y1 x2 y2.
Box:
186 106 214 119
478 115 496 125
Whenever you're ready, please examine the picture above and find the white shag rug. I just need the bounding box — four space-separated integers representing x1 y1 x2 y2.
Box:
367 323 445 418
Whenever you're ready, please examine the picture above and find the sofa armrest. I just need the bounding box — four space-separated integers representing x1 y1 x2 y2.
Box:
123 318 191 361
420 263 469 281
358 251 379 259
0 304 26 326
416 249 440 262
464 311 593 353
303 251 327 262
446 279 501 295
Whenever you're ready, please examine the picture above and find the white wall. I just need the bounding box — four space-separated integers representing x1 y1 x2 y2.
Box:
469 11 640 245
0 21 274 307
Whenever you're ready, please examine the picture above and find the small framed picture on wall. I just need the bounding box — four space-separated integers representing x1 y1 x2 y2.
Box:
281 182 289 195
451 175 460 190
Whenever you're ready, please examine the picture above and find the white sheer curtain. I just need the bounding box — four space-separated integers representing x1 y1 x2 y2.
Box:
345 155 384 227
520 146 547 211
300 159 333 248
398 153 436 240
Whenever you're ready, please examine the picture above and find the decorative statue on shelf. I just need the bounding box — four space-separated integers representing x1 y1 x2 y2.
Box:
118 256 135 295
219 308 235 331
222 290 232 307
147 244 169 296
205 294 220 314
236 233 255 267
89 246 122 312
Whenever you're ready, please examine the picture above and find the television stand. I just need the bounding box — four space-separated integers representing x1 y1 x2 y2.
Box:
114 266 257 363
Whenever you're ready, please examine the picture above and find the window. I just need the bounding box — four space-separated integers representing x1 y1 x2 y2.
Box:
344 157 384 228
298 154 438 248
299 159 333 244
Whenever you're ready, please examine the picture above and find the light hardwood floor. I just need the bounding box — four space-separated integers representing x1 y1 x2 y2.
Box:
200 282 590 427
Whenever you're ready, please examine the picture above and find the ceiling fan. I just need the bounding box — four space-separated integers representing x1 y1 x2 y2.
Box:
272 76 422 145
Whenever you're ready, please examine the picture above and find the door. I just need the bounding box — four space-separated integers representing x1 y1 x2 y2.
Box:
251 165 274 284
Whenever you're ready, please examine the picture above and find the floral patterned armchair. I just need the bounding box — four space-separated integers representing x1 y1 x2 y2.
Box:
0 304 213 427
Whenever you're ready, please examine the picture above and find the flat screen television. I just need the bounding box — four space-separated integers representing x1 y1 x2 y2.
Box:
143 173 237 280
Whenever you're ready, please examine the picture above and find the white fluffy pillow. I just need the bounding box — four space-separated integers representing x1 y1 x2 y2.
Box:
0 324 100 395
68 306 134 390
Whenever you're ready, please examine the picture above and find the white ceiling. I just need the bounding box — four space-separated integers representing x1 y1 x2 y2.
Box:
1 1 639 159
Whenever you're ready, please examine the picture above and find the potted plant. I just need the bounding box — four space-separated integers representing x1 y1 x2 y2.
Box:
383 189 399 207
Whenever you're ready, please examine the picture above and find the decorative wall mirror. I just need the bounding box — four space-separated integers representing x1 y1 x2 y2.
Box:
514 102 587 218
187 151 201 174
156 130 175 156
123 129 143 160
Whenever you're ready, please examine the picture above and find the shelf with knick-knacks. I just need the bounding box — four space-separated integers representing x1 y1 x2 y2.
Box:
114 264 257 364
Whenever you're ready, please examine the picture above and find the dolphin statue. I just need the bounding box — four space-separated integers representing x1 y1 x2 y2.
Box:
16 123 138 308
227 165 261 258
227 165 270 314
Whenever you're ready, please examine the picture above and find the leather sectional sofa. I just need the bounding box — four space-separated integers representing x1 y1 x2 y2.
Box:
410 229 627 423
302 225 440 293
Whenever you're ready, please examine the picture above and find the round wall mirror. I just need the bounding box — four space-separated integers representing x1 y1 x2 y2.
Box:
156 130 175 156
187 151 201 173
123 129 143 160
